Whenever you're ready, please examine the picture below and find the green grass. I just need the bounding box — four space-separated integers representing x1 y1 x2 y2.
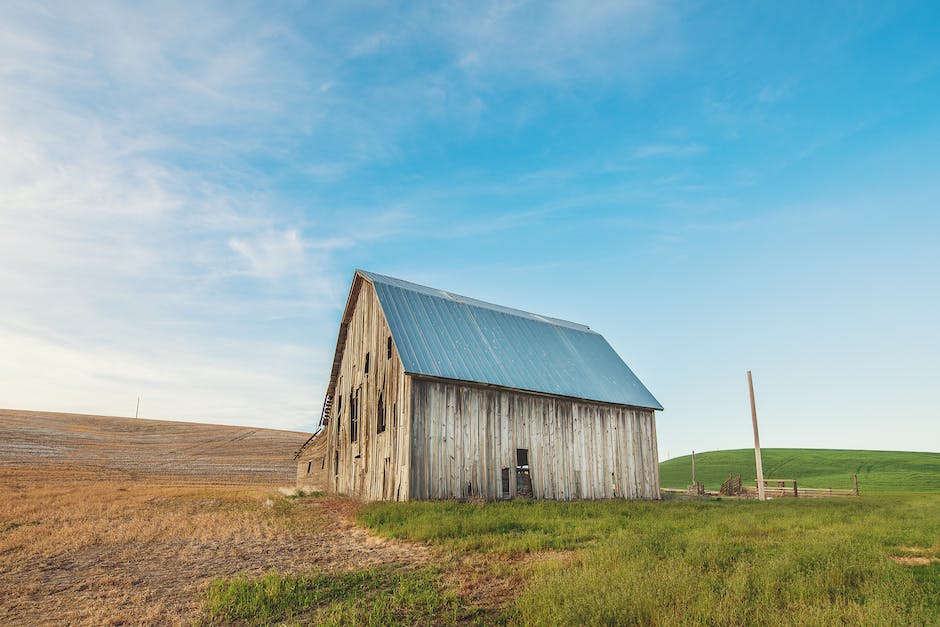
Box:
660 448 940 493
362 496 940 625
201 449 940 625
200 566 471 626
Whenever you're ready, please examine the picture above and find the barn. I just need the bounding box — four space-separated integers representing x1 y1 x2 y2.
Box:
295 270 663 501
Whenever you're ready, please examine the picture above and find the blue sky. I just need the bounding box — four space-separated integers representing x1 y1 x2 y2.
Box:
1 2 938 457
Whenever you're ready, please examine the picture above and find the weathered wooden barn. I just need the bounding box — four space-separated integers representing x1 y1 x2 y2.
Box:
295 270 663 501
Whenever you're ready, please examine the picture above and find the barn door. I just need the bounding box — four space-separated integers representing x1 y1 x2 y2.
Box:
515 448 533 498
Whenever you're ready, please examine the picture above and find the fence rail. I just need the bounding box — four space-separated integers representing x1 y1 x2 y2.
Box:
662 474 861 499
758 476 859 498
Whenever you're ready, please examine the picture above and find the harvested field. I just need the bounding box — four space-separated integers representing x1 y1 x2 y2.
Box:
0 409 311 482
0 410 432 625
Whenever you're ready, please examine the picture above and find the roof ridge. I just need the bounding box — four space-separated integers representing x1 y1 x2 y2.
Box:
357 269 594 333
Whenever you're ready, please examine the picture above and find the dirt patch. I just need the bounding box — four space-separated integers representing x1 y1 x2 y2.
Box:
441 550 579 612
890 555 939 566
889 546 940 566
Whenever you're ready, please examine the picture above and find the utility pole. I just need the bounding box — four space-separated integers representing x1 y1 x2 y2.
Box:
136 396 140 419
748 371 766 501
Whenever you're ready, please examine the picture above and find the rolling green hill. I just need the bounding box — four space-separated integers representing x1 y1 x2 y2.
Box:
659 448 940 493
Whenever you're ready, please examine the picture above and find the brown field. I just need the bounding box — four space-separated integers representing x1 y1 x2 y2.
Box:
0 409 429 625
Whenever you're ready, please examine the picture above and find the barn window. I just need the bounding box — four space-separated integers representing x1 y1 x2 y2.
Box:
335 394 342 433
516 448 529 467
364 352 370 374
377 393 386 433
387 336 392 359
307 461 312 474
349 390 358 442
334 451 339 476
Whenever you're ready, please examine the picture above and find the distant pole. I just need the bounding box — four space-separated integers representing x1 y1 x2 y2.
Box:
853 474 859 496
691 450 696 484
747 371 766 501
136 396 140 419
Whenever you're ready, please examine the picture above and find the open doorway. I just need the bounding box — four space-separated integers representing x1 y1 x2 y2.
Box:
515 448 533 498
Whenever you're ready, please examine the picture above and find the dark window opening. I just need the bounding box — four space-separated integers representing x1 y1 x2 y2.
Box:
364 352 370 374
515 449 533 498
349 390 358 442
387 336 392 359
306 461 312 474
335 394 342 433
333 451 339 476
377 393 386 433
501 468 510 499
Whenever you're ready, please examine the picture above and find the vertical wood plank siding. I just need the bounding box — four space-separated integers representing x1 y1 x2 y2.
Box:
409 377 660 501
322 280 411 501
295 431 328 492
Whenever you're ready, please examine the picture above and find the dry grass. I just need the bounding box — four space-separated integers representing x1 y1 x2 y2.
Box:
0 410 431 626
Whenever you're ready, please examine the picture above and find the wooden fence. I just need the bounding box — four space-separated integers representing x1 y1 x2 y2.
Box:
758 476 859 498
663 474 861 499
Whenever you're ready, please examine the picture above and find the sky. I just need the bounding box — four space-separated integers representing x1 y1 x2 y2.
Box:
1 1 939 459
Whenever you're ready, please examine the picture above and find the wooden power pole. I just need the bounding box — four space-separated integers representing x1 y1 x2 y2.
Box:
747 371 766 501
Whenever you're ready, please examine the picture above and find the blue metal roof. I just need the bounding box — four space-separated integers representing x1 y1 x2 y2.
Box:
360 270 663 410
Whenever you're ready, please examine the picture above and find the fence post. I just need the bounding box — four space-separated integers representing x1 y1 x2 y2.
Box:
793 479 798 498
853 474 859 496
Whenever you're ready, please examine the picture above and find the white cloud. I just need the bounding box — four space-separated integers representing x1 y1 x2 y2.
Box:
634 143 707 158
440 0 681 83
349 31 392 57
229 230 307 279
757 82 794 103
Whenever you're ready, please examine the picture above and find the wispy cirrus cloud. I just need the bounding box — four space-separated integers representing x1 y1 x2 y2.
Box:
633 143 708 159
440 0 682 84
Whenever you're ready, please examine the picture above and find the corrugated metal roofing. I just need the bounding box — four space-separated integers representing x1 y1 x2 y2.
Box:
360 270 663 411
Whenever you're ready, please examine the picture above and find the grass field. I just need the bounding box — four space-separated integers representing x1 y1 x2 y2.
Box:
660 448 940 493
361 496 940 625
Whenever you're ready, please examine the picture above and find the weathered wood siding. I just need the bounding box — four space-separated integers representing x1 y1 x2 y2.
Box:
409 377 660 501
296 432 329 491
325 279 411 500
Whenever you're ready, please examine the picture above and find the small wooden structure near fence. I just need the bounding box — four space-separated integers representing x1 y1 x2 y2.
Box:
720 473 744 496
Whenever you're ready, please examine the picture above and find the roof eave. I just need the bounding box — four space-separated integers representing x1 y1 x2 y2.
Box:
405 372 664 412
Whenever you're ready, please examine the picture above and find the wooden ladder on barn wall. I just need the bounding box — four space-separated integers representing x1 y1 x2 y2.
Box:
319 394 333 428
